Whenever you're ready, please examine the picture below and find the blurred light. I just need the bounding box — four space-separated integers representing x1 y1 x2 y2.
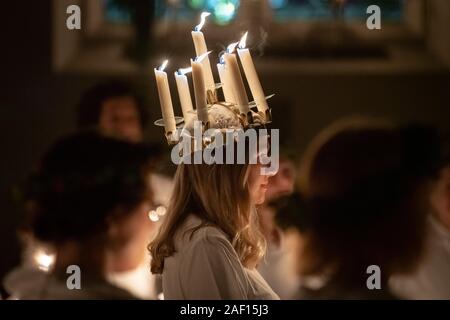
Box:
196 50 212 62
211 0 237 25
148 210 160 222
178 67 193 75
226 41 239 53
158 60 168 72
188 0 206 9
269 0 288 9
34 250 55 272
157 292 165 300
194 11 211 31
238 31 248 49
156 206 167 216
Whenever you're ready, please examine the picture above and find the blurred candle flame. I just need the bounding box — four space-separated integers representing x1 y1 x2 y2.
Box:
158 60 168 72
227 42 239 54
178 67 192 75
238 31 248 49
219 53 225 64
195 12 211 32
195 51 212 62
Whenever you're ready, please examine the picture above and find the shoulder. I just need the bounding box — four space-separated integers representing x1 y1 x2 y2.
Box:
178 215 233 250
187 224 236 257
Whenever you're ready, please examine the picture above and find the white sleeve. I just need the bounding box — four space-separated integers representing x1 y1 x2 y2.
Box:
179 232 250 300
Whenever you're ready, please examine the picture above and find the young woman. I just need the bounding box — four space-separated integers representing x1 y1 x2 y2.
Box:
150 157 280 300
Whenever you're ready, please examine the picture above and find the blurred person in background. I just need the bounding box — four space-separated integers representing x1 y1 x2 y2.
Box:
77 81 148 143
5 81 173 299
77 80 173 208
290 118 439 299
4 132 156 299
76 81 173 299
390 133 450 299
257 153 301 299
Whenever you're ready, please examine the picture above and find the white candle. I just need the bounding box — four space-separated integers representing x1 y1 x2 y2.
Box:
191 57 209 124
191 12 216 93
237 32 269 113
174 67 194 123
217 61 235 104
223 42 250 114
154 60 176 134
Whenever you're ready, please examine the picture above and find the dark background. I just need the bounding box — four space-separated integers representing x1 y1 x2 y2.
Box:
1 1 449 285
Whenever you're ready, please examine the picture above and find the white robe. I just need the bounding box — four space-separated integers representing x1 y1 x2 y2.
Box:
162 215 280 300
390 215 450 299
257 237 300 299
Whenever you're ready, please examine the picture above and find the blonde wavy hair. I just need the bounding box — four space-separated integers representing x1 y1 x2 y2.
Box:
149 162 266 274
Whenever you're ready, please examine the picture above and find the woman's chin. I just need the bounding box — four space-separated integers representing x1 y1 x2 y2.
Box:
254 195 266 206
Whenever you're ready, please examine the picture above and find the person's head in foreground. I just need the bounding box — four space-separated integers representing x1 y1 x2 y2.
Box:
77 81 148 143
6 132 155 299
294 117 439 299
149 134 280 299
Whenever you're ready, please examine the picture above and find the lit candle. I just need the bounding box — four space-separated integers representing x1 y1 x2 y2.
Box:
154 60 177 135
223 42 250 114
191 12 216 93
174 67 194 123
217 55 235 104
237 32 268 113
191 52 210 123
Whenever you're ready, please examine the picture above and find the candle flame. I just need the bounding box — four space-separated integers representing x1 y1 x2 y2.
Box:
238 31 248 49
219 53 225 64
227 42 239 53
178 67 192 75
195 12 211 32
158 60 168 71
196 51 212 62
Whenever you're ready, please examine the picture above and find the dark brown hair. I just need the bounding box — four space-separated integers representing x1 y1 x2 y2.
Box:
297 118 439 280
25 131 154 243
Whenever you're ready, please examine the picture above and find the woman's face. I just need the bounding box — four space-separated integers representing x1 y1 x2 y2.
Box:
248 164 270 205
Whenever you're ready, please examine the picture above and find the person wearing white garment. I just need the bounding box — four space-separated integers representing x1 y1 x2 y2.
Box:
4 132 156 299
390 161 450 299
257 155 301 299
150 153 280 300
73 81 173 299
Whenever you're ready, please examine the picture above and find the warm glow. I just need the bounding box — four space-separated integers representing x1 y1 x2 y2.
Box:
195 51 212 62
227 41 239 53
158 60 168 72
148 210 160 222
156 205 167 216
194 11 211 31
238 31 248 49
178 67 192 75
34 250 55 272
